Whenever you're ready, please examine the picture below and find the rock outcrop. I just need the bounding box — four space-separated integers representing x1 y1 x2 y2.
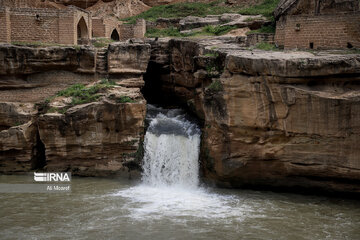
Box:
0 43 150 177
85 0 150 19
146 37 360 194
38 87 146 177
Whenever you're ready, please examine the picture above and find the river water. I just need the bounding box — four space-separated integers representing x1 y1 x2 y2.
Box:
0 105 359 239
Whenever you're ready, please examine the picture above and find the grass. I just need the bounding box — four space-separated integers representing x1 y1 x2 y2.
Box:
146 25 237 38
47 107 68 114
146 27 187 38
123 1 244 24
93 38 115 48
247 25 276 34
238 0 280 19
56 79 116 106
254 42 278 51
208 80 223 92
202 25 238 36
116 96 135 103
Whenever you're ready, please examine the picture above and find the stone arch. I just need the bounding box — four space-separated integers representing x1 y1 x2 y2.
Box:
111 29 120 41
77 16 89 44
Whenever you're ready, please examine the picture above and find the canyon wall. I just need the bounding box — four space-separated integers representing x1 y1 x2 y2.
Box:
146 38 360 194
1 38 360 193
0 43 150 177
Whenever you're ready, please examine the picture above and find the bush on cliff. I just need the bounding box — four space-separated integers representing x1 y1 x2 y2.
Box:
56 80 116 106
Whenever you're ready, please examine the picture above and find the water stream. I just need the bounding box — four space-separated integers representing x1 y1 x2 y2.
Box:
0 105 359 239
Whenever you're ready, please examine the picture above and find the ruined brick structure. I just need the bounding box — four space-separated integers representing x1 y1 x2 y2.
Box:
0 6 92 45
92 17 146 41
0 2 146 45
275 0 360 49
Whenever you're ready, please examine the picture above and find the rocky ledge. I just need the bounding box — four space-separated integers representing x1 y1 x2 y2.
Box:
146 37 360 194
0 43 150 177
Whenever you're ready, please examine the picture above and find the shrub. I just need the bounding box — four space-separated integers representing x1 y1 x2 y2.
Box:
254 42 278 51
56 80 115 106
208 80 223 92
146 27 185 38
116 96 135 103
247 25 276 34
238 0 280 18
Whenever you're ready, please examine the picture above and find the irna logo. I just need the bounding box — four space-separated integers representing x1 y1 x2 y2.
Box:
34 172 71 182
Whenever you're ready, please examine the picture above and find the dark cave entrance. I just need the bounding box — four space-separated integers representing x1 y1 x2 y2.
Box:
141 46 204 125
111 29 120 41
31 130 46 170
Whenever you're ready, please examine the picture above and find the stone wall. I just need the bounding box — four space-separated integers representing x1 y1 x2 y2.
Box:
275 7 360 49
133 19 146 39
0 7 11 43
93 17 145 41
246 33 275 47
0 6 92 45
276 12 360 49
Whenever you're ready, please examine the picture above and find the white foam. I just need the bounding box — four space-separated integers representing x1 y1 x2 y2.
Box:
112 106 251 222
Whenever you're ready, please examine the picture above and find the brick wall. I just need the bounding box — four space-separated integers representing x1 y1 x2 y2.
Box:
246 33 275 47
276 12 360 49
58 11 76 45
9 8 60 43
119 24 134 41
0 8 11 43
103 17 120 39
133 19 146 39
1 7 92 45
92 18 106 37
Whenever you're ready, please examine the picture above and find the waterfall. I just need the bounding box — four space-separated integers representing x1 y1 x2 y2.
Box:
114 105 246 221
141 105 201 188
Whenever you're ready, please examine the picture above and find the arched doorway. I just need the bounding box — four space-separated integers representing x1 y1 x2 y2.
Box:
77 17 89 44
111 29 120 41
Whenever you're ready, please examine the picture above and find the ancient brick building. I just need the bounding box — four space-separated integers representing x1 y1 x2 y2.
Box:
0 6 92 45
275 0 360 49
92 17 146 41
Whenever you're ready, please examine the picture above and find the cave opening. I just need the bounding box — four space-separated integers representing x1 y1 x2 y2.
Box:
142 54 204 128
31 130 46 170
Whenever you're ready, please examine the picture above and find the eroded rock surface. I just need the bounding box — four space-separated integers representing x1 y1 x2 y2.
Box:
147 38 360 193
0 43 150 177
38 87 146 177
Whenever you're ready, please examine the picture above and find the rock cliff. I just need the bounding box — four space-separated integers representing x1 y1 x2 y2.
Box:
145 37 360 194
0 43 150 177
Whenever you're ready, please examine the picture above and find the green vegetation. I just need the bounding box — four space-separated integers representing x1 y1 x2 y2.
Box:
202 25 237 36
93 38 115 48
146 25 237 38
238 0 280 19
116 96 135 103
254 42 278 51
56 79 115 106
146 27 187 38
204 52 219 58
207 80 223 92
47 107 68 114
123 1 244 24
247 25 275 34
244 16 264 22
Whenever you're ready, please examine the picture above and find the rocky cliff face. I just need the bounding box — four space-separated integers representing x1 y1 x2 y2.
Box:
146 38 360 193
0 43 150 177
